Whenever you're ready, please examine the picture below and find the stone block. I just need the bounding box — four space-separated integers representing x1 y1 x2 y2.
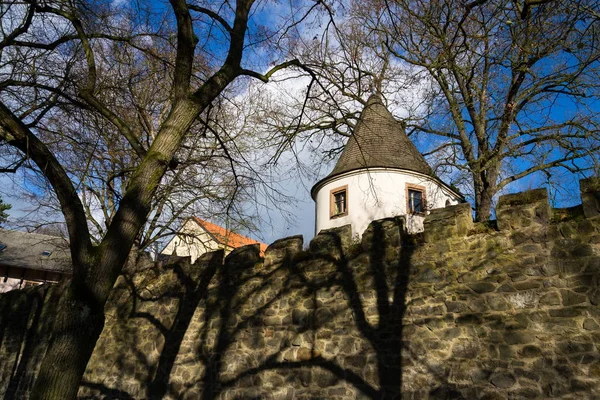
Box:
487 296 511 311
490 372 516 389
503 331 533 345
539 291 561 306
263 235 303 267
424 202 473 242
520 345 542 358
496 188 551 230
361 216 405 251
580 177 600 218
468 281 496 293
223 244 262 277
560 289 587 306
309 224 353 260
583 319 599 330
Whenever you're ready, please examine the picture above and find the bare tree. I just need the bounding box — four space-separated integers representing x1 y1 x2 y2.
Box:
243 19 408 184
0 0 322 398
260 0 600 220
352 0 600 220
12 84 264 251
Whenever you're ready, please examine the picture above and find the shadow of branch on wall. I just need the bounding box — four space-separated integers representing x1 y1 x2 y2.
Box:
193 219 421 400
74 217 600 399
1 217 466 400
77 219 424 399
78 250 224 399
147 252 222 399
2 287 46 399
0 282 66 399
3 214 599 399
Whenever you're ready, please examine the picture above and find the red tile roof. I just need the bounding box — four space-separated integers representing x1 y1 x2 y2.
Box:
192 217 268 255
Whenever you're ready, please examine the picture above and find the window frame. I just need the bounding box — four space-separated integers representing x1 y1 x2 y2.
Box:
406 184 427 215
330 185 349 219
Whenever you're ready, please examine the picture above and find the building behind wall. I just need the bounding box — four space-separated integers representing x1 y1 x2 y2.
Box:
0 229 71 293
161 217 268 263
311 94 463 236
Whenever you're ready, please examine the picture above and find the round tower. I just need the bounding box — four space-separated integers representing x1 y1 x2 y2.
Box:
311 94 463 236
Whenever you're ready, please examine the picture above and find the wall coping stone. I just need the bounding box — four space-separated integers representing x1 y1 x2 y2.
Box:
361 216 406 251
224 244 262 275
264 235 303 267
496 188 551 230
424 202 473 242
309 224 353 260
580 177 600 218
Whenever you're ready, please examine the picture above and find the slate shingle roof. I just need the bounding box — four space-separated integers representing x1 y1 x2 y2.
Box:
0 229 72 273
326 94 433 180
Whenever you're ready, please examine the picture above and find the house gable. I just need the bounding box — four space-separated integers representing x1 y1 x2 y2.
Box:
161 218 267 263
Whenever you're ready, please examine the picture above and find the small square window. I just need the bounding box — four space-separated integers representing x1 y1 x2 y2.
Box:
334 191 346 214
406 185 426 214
330 186 348 218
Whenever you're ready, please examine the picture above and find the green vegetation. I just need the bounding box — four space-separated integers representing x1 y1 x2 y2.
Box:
0 195 10 225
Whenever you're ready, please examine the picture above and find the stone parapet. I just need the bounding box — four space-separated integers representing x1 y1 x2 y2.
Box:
309 224 353 260
581 176 600 218
223 243 262 282
423 202 473 242
361 216 405 252
263 235 303 267
496 188 551 230
1 181 600 400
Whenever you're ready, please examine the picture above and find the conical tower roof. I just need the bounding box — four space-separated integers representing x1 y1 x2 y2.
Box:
312 95 433 198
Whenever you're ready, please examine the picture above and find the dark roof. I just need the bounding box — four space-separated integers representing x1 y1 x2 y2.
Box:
332 94 433 177
0 229 72 273
312 94 435 197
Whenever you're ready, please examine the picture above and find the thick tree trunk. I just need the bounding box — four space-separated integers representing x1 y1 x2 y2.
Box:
473 169 498 222
475 188 493 222
30 284 105 400
28 100 220 399
20 2 251 394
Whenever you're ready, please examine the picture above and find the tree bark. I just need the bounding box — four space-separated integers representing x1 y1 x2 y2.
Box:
30 284 105 400
475 187 493 222
473 168 498 222
3 1 272 397
28 100 204 399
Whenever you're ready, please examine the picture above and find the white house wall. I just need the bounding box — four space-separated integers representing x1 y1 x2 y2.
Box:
314 169 462 237
161 220 221 263
0 277 23 293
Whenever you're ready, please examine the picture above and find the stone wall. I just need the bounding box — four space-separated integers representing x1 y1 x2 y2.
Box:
0 282 63 397
1 178 599 399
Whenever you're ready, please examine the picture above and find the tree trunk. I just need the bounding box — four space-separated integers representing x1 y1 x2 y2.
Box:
30 284 105 400
475 189 493 222
473 169 498 222
28 100 212 400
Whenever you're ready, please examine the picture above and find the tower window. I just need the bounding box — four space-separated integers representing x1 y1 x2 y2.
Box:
330 185 348 218
406 184 426 214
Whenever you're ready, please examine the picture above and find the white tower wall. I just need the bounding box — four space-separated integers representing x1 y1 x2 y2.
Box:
313 168 462 237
